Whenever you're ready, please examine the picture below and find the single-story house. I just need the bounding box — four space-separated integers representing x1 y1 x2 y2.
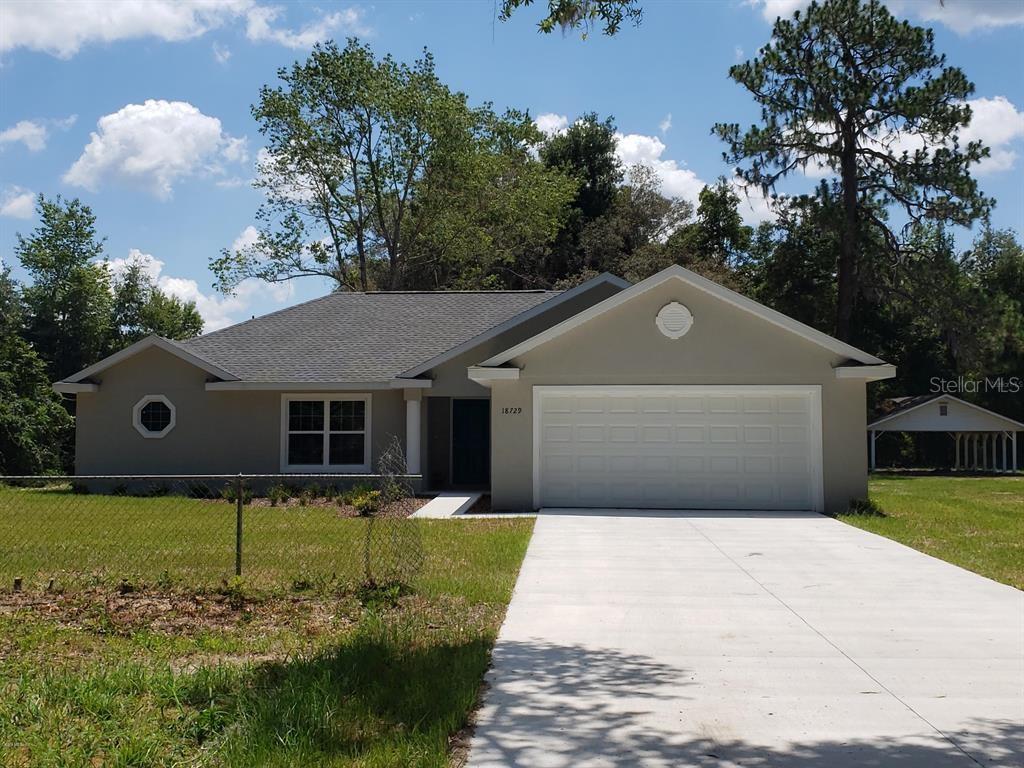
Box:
55 265 895 513
868 394 1022 472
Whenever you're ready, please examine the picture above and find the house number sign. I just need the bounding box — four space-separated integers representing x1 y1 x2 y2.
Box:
501 407 522 415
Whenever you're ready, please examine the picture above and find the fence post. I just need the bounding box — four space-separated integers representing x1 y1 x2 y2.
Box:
234 474 243 577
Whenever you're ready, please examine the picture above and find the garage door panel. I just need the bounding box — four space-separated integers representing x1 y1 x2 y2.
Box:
537 387 821 511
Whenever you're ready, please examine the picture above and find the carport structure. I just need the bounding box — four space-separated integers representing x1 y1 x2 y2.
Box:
868 394 1022 472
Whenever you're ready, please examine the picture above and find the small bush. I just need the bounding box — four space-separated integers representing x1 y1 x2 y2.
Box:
339 481 376 506
220 485 254 505
351 489 382 516
267 484 289 506
298 489 311 507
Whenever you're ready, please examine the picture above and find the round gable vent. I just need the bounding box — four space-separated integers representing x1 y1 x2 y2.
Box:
655 301 694 339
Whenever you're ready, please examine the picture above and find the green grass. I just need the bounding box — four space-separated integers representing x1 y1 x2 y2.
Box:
0 513 534 767
839 474 1024 589
0 485 523 598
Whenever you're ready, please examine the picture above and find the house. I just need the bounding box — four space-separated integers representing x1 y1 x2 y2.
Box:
54 265 895 513
868 394 1022 472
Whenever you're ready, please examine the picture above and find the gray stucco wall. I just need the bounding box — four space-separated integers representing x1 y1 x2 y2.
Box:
75 346 406 476
488 278 871 514
73 281 624 481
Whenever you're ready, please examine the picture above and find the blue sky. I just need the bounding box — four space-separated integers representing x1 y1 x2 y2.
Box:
2 0 1022 331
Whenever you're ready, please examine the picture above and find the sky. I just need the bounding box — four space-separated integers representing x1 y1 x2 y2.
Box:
1 0 1023 332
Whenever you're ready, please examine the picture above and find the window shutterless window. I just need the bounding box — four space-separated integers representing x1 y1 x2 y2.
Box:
280 394 370 471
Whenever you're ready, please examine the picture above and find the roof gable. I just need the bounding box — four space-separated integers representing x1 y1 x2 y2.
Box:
480 265 886 367
868 394 1024 431
62 335 239 384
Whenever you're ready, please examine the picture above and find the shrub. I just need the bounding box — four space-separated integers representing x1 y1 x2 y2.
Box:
351 489 382 516
220 484 254 505
267 484 288 506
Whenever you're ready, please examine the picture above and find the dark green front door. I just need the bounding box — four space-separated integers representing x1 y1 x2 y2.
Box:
452 399 490 487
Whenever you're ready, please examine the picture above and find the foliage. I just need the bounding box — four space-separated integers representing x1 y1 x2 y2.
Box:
499 0 643 37
213 39 575 293
352 489 382 516
109 257 203 345
16 195 112 380
0 268 72 474
714 0 992 340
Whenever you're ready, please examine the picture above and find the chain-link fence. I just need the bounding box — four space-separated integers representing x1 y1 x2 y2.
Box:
0 462 424 594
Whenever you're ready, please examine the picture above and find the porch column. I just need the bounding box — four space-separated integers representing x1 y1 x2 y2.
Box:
1013 433 1018 472
870 429 876 470
1002 432 1008 473
954 433 960 471
404 389 422 475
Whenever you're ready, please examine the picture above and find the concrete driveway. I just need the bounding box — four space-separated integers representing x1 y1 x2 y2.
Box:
466 511 1023 768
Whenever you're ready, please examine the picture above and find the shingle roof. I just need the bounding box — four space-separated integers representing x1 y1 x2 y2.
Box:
180 290 561 382
870 395 939 423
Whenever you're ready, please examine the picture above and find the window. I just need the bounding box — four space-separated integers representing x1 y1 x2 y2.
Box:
132 395 176 438
939 403 948 416
281 395 370 470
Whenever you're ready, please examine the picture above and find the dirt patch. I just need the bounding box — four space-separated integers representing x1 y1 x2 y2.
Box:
0 588 360 639
221 496 428 518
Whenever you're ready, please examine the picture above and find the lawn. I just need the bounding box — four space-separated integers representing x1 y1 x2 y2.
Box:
0 486 535 767
839 474 1024 589
0 484 493 594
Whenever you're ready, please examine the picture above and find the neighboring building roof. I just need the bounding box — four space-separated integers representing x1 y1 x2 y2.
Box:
477 264 889 369
868 394 1024 430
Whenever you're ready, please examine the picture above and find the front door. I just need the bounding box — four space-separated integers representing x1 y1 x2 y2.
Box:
452 399 490 487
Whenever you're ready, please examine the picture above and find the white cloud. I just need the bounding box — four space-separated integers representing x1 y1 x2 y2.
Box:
245 5 369 48
615 132 707 203
105 247 293 332
534 113 569 136
734 45 745 62
0 0 253 58
0 186 35 219
0 1 370 58
63 100 248 199
212 41 231 64
0 120 46 151
231 225 260 253
889 0 1024 34
0 115 76 152
659 113 672 135
747 0 1024 34
959 96 1024 174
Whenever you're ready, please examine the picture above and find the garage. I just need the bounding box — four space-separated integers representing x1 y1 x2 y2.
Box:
534 386 823 511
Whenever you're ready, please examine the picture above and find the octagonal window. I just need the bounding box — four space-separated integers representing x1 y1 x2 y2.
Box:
133 395 176 438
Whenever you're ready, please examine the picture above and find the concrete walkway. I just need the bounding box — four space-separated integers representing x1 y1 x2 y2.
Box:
410 492 480 518
467 511 1023 768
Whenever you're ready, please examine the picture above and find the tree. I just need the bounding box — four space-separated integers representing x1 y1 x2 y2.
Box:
0 267 72 474
16 195 112 380
499 0 642 36
713 0 992 341
110 259 204 346
538 113 623 282
672 178 753 269
213 39 574 293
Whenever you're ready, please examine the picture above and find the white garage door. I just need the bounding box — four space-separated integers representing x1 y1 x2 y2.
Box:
535 386 822 511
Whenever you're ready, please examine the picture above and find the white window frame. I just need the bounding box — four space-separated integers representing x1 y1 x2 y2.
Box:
132 394 176 439
280 393 372 472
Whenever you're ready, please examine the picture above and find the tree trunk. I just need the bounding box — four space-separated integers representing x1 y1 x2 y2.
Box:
836 130 859 343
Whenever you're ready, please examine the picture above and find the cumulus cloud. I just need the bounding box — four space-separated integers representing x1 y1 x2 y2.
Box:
0 186 35 219
615 132 707 202
534 113 569 136
105 247 293 332
63 100 248 199
0 1 369 58
747 0 1024 34
0 115 76 152
245 5 369 48
659 114 673 135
